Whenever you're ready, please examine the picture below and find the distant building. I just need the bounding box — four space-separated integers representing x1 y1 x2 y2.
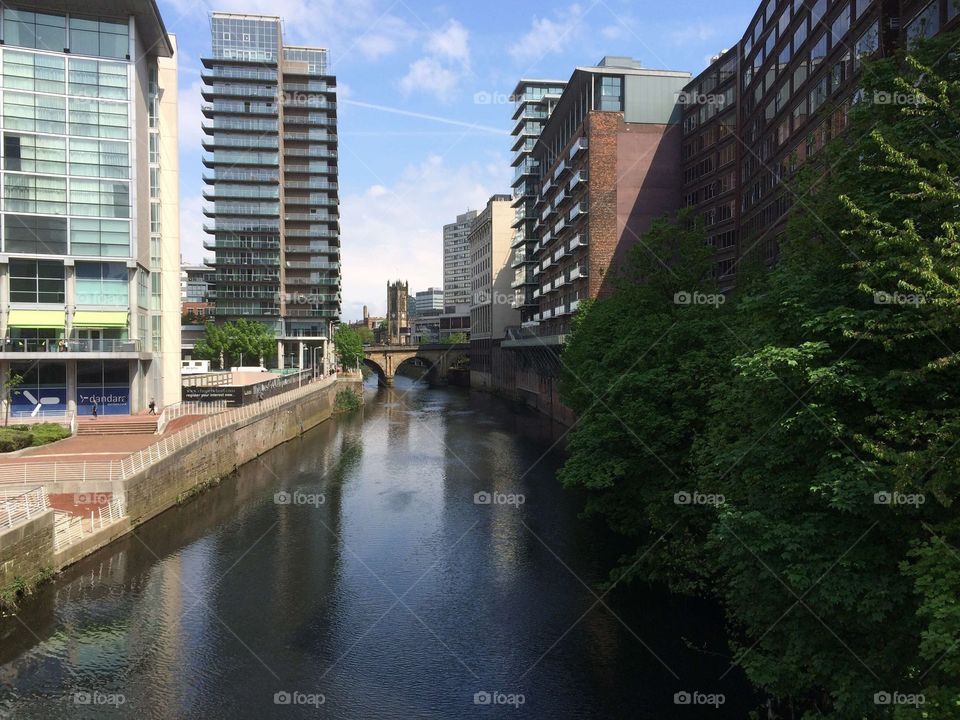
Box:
439 303 470 342
443 210 476 307
415 287 444 315
469 195 517 389
412 311 441 344
386 280 410 345
181 264 214 303
501 57 691 423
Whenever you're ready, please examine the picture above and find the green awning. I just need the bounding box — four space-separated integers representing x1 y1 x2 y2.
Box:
8 309 65 329
73 311 129 329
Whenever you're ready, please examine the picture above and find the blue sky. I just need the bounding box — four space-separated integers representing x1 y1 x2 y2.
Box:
159 0 759 321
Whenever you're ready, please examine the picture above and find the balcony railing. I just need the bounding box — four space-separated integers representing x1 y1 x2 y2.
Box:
2 339 141 353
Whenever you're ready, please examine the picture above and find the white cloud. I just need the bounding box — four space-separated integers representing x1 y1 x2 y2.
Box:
669 22 718 46
508 4 587 64
340 154 510 320
400 20 471 101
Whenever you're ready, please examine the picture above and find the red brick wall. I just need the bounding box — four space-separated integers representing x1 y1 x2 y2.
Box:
587 113 683 299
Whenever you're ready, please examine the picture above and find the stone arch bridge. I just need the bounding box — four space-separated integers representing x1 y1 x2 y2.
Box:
362 344 469 386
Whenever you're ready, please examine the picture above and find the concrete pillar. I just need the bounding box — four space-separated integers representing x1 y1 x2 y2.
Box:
0 260 9 340
298 341 305 371
66 359 77 414
277 339 285 370
64 261 75 339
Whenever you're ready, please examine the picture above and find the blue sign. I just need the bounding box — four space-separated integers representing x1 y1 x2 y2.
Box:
10 387 67 416
77 387 130 415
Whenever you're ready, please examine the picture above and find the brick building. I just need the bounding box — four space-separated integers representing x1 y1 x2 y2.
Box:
680 0 958 285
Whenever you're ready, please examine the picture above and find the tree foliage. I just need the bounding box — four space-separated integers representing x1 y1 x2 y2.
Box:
193 319 275 368
334 325 364 368
560 33 960 718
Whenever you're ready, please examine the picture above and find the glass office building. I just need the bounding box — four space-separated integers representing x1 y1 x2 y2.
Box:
0 2 180 416
202 13 339 370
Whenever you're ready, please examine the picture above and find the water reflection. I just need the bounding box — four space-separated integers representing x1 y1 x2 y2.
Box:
0 376 754 718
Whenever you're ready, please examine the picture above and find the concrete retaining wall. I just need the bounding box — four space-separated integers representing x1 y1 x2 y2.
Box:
0 510 54 592
125 377 349 526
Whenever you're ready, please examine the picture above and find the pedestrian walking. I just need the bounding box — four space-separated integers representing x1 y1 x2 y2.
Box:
91 399 98 419
148 398 156 415
258 392 264 404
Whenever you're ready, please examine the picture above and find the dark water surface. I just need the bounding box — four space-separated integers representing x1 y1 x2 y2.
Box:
0 378 754 718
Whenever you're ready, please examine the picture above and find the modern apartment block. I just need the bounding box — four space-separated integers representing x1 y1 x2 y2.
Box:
499 58 690 422
509 79 567 323
680 0 958 285
469 194 517 388
202 13 339 371
0 1 180 416
442 210 476 307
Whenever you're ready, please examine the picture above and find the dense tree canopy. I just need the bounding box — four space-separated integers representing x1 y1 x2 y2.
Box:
193 319 275 369
560 32 960 719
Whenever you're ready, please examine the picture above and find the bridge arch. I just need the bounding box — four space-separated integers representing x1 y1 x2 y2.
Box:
362 358 388 386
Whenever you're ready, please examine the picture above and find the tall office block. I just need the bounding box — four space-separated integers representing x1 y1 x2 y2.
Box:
0 1 180 415
442 210 477 307
202 13 339 370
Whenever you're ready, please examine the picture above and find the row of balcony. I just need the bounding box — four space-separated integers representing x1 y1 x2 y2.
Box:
203 170 279 185
283 131 337 143
285 261 340 270
0 339 140 354
531 298 581 322
532 265 588 298
203 238 280 251
536 201 589 252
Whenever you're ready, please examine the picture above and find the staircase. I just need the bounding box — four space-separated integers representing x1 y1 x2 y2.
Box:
76 416 158 435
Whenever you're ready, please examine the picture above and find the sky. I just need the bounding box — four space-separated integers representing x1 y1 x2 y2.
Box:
159 0 759 321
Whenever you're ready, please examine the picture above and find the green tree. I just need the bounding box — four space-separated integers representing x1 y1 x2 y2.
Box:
2 372 23 428
334 325 363 368
194 320 275 368
559 31 960 718
356 325 374 345
442 332 468 345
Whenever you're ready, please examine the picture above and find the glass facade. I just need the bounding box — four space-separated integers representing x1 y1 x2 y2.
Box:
0 2 177 416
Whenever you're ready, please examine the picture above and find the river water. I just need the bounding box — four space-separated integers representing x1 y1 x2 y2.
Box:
0 378 754 718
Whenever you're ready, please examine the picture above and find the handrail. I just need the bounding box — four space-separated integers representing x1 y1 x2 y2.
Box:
0 375 339 486
1 487 50 530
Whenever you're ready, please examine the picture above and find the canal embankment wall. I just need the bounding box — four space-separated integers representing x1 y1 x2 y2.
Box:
0 375 362 602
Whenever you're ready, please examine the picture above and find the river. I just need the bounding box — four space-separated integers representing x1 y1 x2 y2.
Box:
0 378 755 718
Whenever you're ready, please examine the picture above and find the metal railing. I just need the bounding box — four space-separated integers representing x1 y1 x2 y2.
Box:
0 375 339 488
1 339 140 353
155 401 228 434
2 487 50 530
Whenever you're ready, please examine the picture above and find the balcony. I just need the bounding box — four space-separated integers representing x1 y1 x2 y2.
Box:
569 264 588 281
569 137 589 161
568 233 588 251
283 147 338 158
0 338 142 356
204 238 279 251
513 160 539 183
285 261 340 270
569 201 589 221
553 159 567 182
568 169 588 191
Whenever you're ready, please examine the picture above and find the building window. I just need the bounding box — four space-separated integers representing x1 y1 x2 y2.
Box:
810 33 828 67
69 179 130 218
70 218 130 256
4 174 67 214
2 50 66 94
76 262 128 305
2 9 66 52
906 2 940 43
68 16 128 59
4 133 67 174
3 92 67 135
811 0 827 23
856 0 873 19
68 98 129 140
68 58 129 100
598 76 622 112
854 21 880 69
831 5 851 45
9 259 65 304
